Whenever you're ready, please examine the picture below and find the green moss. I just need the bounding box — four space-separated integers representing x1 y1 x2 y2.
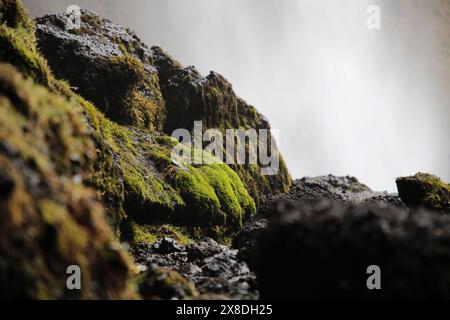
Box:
138 267 198 300
396 173 450 213
0 62 133 299
200 164 256 226
128 222 193 246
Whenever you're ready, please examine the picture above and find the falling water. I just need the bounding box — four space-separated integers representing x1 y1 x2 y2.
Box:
24 0 450 192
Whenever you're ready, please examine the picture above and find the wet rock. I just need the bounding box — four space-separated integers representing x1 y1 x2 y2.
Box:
257 200 450 299
259 175 405 218
152 237 185 254
186 238 226 261
396 173 450 213
133 238 258 299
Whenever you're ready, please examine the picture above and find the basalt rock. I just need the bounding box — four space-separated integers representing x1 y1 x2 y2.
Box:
35 10 292 205
133 238 258 299
396 173 450 213
256 200 450 299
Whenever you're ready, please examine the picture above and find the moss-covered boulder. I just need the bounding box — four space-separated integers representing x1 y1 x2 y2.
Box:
2 0 256 244
0 0 136 299
35 10 166 130
0 62 133 298
34 10 292 204
396 173 450 213
82 104 256 231
138 266 198 300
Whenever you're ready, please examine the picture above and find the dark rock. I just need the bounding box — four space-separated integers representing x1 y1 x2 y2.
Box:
259 175 405 218
152 237 185 254
256 200 450 299
0 167 14 198
186 238 225 261
133 238 258 299
34 10 292 204
396 172 450 213
232 217 268 269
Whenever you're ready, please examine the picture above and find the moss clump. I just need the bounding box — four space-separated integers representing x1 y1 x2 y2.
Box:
138 267 198 300
396 173 450 213
126 222 193 246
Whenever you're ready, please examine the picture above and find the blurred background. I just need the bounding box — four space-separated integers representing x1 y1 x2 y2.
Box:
23 0 450 192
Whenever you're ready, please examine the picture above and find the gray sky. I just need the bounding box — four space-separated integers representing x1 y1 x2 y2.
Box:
24 0 450 192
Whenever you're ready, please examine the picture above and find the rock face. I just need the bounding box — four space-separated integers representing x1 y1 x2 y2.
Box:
0 0 133 298
34 10 292 205
133 237 258 299
396 173 450 213
256 200 450 299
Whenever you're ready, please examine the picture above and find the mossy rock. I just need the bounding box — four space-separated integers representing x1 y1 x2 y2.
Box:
138 266 198 300
35 10 166 130
2 1 255 234
34 10 292 205
152 50 292 204
0 1 135 298
0 0 51 84
396 173 450 213
0 63 133 299
80 105 256 231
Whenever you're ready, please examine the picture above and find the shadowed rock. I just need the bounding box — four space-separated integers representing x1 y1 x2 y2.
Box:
256 200 450 299
396 172 450 213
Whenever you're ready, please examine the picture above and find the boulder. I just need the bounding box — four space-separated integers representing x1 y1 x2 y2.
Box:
235 175 405 269
256 200 450 299
396 172 450 213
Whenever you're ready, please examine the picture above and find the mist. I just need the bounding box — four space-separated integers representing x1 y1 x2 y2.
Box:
23 0 450 192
